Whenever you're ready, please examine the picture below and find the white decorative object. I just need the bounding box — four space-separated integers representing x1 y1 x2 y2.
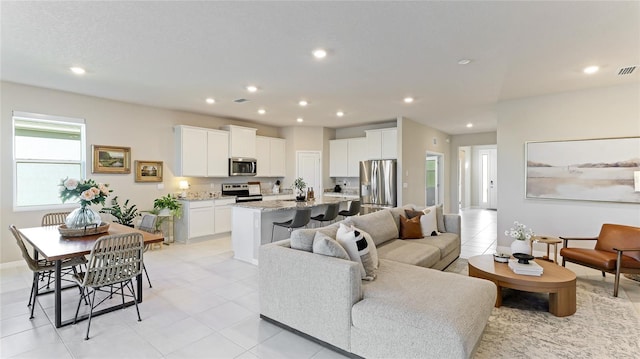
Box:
510 239 532 256
506 221 534 255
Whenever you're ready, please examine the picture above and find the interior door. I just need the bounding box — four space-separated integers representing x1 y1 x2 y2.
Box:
296 151 321 194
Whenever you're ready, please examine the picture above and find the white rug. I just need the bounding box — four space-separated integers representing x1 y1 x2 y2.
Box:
445 259 640 359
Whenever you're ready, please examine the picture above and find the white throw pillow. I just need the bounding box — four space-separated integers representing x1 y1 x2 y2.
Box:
336 223 377 280
420 207 439 237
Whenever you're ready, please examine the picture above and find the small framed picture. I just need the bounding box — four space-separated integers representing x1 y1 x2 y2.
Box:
135 160 163 182
92 145 131 174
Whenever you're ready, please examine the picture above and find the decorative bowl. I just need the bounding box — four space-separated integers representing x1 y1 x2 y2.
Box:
493 253 510 263
513 253 535 264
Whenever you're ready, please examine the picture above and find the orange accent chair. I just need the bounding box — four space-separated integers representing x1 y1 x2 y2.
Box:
560 223 640 297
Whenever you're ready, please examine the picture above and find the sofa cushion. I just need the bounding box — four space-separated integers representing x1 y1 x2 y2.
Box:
291 224 340 252
399 215 423 239
376 240 440 268
420 207 439 237
404 209 423 219
406 204 447 233
312 232 350 260
337 224 377 280
348 210 398 246
352 227 379 268
412 233 460 259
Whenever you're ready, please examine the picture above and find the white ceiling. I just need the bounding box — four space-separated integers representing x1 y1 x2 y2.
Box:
2 1 639 134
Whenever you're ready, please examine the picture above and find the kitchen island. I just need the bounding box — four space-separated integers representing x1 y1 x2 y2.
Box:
231 197 351 264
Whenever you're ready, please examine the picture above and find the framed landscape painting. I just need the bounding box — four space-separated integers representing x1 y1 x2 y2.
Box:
525 137 640 203
92 145 131 174
135 160 163 182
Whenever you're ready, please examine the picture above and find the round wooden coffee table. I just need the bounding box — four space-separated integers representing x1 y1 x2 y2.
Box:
468 254 577 317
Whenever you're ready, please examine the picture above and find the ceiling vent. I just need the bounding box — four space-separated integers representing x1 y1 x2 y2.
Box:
234 98 249 103
618 66 636 75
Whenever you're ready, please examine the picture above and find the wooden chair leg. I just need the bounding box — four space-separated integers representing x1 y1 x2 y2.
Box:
614 251 622 297
602 271 606 277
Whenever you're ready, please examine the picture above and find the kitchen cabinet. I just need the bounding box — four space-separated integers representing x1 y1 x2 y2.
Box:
347 138 367 176
214 198 234 234
221 125 257 158
175 125 229 177
330 137 366 177
365 128 397 159
176 198 234 242
256 135 286 177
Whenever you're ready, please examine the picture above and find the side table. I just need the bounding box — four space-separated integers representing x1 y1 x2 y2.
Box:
531 235 562 263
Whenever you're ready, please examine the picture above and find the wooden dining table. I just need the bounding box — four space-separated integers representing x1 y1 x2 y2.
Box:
18 222 164 328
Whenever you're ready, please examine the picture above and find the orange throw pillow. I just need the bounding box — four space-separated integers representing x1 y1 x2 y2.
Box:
399 215 423 239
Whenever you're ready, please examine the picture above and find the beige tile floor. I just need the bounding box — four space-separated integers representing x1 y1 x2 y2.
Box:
1 209 638 358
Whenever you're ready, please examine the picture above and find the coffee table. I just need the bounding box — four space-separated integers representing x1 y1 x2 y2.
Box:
468 254 576 317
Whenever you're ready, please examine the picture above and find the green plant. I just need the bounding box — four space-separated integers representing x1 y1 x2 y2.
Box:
292 177 307 193
152 194 182 218
100 196 138 227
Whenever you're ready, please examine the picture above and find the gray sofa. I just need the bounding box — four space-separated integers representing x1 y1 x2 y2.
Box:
259 206 497 359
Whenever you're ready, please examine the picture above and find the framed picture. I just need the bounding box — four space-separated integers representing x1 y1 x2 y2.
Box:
525 137 640 203
135 160 163 182
92 145 131 174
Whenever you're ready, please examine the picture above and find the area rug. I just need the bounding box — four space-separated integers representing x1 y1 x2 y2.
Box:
445 258 640 358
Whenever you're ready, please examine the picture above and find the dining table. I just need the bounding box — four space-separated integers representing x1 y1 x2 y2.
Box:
18 222 164 328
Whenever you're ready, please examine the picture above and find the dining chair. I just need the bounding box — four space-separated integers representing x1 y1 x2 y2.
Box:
9 225 86 319
338 200 361 219
271 208 312 242
137 213 158 288
40 211 77 289
73 232 144 340
310 203 340 227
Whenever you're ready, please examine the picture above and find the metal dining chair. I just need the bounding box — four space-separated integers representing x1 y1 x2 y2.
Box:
310 203 340 227
137 214 158 288
9 225 86 319
338 200 361 219
73 232 144 340
271 208 312 242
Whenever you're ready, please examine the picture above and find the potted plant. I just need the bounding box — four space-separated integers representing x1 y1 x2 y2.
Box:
152 194 182 218
100 196 138 227
292 177 307 202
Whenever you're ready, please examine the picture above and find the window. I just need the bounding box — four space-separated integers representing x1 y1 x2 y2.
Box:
13 111 86 210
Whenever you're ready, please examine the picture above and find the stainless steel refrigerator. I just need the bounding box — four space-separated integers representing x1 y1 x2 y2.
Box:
360 159 397 212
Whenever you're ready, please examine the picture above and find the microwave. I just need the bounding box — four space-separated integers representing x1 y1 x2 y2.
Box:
229 157 257 176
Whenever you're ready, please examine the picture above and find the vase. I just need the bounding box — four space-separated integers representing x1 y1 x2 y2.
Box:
510 239 531 255
65 206 102 229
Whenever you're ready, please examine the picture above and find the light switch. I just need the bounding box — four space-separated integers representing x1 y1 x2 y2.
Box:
157 183 164 190
403 183 408 188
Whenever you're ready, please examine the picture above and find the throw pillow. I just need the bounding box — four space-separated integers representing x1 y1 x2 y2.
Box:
420 207 439 237
312 232 350 260
336 223 377 281
404 209 423 219
399 215 423 239
290 228 315 252
351 226 379 268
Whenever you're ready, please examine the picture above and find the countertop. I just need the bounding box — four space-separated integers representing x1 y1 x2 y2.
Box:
233 196 350 212
178 195 236 202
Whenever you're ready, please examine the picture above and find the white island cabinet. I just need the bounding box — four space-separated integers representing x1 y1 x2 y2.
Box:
175 198 235 243
231 197 351 265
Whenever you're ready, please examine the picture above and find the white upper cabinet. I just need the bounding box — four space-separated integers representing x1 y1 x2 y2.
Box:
255 135 286 177
330 137 366 177
365 128 397 159
221 125 257 158
175 125 229 177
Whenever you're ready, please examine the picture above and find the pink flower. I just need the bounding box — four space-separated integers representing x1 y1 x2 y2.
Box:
90 187 101 195
98 183 109 195
63 178 79 190
80 190 96 201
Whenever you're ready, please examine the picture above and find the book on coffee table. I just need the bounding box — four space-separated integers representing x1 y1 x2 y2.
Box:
508 259 543 276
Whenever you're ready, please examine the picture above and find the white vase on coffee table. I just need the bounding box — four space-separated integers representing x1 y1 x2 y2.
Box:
511 239 531 255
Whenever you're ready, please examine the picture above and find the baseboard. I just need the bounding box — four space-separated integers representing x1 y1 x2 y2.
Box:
259 314 363 359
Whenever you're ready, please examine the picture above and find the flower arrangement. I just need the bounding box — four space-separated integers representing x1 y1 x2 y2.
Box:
505 221 534 241
59 178 112 207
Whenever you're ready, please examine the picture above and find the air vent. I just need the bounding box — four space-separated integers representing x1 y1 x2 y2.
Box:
618 66 636 75
234 98 249 103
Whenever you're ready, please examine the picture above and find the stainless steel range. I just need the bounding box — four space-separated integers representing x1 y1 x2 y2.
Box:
222 183 263 202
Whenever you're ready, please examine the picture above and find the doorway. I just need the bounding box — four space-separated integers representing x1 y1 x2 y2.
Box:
296 151 322 194
477 147 497 209
425 152 444 207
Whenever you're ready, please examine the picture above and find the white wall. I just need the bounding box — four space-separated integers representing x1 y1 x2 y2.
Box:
1 81 280 263
496 83 640 251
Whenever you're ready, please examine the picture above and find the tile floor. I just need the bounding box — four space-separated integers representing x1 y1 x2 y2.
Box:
1 209 638 358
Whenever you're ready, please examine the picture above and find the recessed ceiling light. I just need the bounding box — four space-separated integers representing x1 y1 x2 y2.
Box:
258 108 266 115
296 117 304 123
403 97 414 103
583 65 599 74
298 100 308 107
336 111 344 117
313 48 327 59
70 67 86 75
205 98 215 104
466 123 473 128
246 85 258 93
457 59 472 65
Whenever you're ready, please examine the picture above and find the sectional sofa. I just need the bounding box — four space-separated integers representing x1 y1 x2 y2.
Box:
259 206 497 358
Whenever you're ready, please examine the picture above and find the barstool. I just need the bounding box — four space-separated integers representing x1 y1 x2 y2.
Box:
271 208 312 242
338 200 361 219
310 203 340 227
